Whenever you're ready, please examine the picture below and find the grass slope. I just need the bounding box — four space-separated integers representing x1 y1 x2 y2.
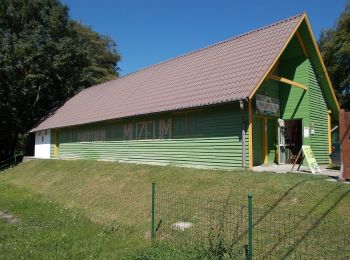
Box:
0 160 349 258
0 183 145 259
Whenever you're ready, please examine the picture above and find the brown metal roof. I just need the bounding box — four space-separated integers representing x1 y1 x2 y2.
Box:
32 14 304 132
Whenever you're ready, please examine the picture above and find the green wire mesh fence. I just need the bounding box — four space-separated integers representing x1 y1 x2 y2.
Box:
151 183 350 259
155 191 249 258
252 206 350 259
0 154 23 171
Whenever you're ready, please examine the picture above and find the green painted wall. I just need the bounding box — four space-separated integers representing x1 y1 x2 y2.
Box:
253 117 264 165
50 142 54 158
279 36 330 164
298 21 338 118
252 117 276 165
257 79 280 99
267 119 277 163
279 57 310 146
253 79 279 165
308 61 330 163
252 34 331 165
51 103 248 169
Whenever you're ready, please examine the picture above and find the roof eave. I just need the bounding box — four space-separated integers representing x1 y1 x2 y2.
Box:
248 13 340 116
248 13 307 99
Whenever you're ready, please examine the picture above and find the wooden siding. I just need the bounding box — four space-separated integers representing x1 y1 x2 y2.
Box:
252 34 331 165
253 79 279 165
279 37 330 164
50 137 55 158
298 20 339 117
279 57 310 139
253 117 264 165
252 117 277 165
52 104 248 169
278 40 311 166
308 62 330 163
267 119 277 163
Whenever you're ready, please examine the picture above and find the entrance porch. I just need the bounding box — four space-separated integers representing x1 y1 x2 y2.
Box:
252 163 340 178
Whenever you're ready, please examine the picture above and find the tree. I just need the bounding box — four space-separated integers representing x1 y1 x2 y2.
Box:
73 22 120 85
319 3 350 109
0 0 120 161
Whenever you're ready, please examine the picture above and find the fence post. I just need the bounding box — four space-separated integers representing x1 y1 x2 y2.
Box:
151 182 156 240
248 193 253 260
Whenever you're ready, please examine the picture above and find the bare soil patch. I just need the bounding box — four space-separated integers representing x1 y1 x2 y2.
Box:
0 210 19 224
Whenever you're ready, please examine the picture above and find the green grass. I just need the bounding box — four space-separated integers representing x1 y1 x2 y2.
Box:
0 159 349 258
0 183 146 259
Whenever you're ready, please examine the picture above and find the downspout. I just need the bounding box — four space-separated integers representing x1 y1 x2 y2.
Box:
240 100 247 169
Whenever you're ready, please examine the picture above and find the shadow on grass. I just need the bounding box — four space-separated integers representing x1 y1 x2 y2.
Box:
253 178 309 226
156 176 349 258
189 178 317 258
263 185 343 258
282 188 350 258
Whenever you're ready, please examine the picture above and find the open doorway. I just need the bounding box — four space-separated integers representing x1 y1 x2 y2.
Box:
284 119 302 164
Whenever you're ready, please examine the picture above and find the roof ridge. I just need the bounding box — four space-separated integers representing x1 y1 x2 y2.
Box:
118 12 305 79
81 13 305 92
32 13 308 132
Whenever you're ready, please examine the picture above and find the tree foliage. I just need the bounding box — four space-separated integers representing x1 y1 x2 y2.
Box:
319 3 350 109
0 0 120 160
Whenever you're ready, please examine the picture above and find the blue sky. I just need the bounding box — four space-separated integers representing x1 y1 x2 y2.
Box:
61 0 348 76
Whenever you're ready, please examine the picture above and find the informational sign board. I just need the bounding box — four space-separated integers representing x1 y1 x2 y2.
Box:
255 94 280 117
302 145 321 174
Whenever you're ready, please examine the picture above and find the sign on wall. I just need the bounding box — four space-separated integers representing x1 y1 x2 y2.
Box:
73 118 173 143
304 127 310 138
78 130 107 142
124 119 172 140
255 94 280 117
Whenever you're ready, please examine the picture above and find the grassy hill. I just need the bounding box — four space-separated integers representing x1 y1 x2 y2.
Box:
0 160 349 258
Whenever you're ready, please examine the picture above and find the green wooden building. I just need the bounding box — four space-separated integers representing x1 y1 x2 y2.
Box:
32 13 339 170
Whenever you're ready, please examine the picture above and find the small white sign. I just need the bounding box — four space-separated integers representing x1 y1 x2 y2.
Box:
304 127 310 138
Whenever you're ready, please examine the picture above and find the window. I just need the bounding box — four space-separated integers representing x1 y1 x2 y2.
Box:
172 113 187 137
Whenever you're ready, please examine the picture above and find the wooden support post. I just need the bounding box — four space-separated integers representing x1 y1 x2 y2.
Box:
54 130 59 158
263 118 268 164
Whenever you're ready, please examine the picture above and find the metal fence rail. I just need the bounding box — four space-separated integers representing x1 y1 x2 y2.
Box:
151 183 350 259
252 206 350 259
155 191 249 258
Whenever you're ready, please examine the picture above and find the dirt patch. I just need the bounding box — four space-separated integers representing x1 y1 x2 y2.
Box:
0 210 20 224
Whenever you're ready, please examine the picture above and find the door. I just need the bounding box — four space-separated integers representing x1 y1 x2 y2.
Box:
278 119 286 164
284 120 302 164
